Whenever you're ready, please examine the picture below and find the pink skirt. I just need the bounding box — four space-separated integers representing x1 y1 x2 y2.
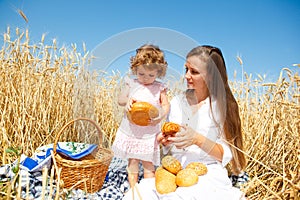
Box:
112 129 160 166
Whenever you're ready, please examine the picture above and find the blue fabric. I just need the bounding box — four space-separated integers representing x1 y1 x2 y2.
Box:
0 156 249 199
0 157 130 199
21 157 39 170
23 143 97 172
229 171 250 188
56 143 97 159
36 143 97 160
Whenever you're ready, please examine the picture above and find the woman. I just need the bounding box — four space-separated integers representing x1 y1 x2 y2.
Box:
123 45 247 200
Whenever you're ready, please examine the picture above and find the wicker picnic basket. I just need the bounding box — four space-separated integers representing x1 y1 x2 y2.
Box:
53 118 113 193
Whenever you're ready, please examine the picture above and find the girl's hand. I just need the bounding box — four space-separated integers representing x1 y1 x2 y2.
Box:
149 115 161 126
125 98 137 112
149 108 166 126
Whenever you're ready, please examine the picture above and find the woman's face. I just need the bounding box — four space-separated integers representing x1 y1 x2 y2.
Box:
185 55 209 94
136 65 158 85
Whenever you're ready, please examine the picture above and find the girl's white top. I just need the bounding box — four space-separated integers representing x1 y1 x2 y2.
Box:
112 76 167 166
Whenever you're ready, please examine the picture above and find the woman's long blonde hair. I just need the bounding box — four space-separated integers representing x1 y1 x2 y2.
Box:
187 45 246 174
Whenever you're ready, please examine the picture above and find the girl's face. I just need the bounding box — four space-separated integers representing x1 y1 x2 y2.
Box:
136 66 158 85
185 55 209 93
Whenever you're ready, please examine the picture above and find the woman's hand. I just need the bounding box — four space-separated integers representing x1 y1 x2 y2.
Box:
168 125 199 149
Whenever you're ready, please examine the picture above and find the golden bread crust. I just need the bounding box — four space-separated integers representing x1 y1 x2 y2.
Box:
185 162 208 176
175 168 199 187
162 122 180 135
127 102 159 126
161 155 182 175
155 166 177 194
155 157 208 194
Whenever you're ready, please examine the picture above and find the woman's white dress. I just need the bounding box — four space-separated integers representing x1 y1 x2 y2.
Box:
123 94 245 200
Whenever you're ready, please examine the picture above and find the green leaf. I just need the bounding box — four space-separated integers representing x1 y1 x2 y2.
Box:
5 148 17 155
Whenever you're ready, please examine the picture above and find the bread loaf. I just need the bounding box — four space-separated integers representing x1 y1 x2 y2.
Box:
185 162 208 176
161 155 182 175
155 166 177 194
175 168 199 187
155 156 208 194
162 122 180 136
127 102 159 126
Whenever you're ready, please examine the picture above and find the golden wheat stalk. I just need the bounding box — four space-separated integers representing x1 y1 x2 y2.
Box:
17 9 28 23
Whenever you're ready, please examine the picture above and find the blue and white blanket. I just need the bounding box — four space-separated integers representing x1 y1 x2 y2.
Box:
0 143 249 199
0 156 131 199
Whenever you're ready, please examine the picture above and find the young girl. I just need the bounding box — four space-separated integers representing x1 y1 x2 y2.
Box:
112 44 170 188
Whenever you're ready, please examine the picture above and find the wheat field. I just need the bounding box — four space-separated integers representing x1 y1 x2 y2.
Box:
0 28 299 199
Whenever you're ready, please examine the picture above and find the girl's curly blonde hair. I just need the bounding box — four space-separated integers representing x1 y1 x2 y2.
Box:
130 44 168 78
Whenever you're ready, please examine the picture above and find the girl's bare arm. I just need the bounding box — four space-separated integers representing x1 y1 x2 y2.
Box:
118 84 130 106
159 89 170 119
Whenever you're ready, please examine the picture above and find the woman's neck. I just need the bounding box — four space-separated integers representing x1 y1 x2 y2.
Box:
186 89 208 105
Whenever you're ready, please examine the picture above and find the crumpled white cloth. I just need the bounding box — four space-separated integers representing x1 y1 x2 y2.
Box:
124 178 246 200
123 164 247 200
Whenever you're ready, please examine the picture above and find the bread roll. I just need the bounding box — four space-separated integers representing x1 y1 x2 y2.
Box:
155 166 177 194
162 122 180 136
161 155 182 175
127 102 159 126
175 168 199 187
185 162 208 176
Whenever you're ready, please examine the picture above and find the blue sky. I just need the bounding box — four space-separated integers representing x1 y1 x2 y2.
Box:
0 0 299 81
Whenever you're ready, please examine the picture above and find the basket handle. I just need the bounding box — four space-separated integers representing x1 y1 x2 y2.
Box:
53 117 103 155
